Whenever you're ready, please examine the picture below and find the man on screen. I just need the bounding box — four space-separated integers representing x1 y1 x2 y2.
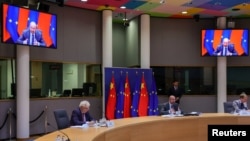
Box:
17 21 46 46
213 38 238 56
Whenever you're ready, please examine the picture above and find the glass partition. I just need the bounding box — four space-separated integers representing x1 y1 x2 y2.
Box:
2 59 250 99
0 59 101 99
151 66 250 95
152 66 216 95
30 61 102 98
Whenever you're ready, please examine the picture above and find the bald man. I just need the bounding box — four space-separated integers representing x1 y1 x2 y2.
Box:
17 21 46 46
160 95 181 115
213 38 238 56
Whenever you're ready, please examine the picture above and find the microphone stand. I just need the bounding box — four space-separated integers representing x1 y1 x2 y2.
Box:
47 122 70 141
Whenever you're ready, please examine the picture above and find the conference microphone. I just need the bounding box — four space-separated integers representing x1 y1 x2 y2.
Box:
47 122 70 141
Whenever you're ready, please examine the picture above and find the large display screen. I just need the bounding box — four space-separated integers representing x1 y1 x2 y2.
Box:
201 29 248 56
1 3 57 49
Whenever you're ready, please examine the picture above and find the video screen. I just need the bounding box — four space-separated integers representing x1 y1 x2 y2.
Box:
1 3 57 49
201 29 248 57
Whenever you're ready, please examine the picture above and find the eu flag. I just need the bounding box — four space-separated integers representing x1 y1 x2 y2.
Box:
28 10 39 27
6 5 19 42
131 73 141 117
204 30 215 56
50 15 57 47
115 73 125 119
241 30 248 55
221 29 231 41
148 74 159 116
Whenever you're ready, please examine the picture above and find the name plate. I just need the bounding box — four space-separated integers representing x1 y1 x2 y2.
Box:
106 121 115 127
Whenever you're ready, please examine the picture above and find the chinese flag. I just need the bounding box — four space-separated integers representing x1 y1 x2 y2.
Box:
138 73 149 116
106 74 117 120
123 73 131 118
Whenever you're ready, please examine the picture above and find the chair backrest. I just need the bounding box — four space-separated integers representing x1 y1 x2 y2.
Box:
62 89 71 97
53 109 70 129
158 102 167 115
223 101 234 113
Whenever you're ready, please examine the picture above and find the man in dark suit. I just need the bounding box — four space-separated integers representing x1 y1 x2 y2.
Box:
213 38 238 56
17 21 46 46
168 80 184 104
70 100 94 126
160 95 180 115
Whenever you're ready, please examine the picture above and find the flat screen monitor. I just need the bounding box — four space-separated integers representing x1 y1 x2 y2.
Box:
30 88 41 98
1 3 57 49
83 83 97 96
201 29 249 57
71 88 83 97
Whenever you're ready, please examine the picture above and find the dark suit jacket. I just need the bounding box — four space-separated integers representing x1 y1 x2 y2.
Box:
213 44 238 56
70 108 94 126
160 102 179 115
168 87 184 104
17 29 46 46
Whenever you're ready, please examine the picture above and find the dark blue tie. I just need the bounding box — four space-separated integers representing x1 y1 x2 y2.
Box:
240 103 244 109
223 47 228 56
31 34 35 45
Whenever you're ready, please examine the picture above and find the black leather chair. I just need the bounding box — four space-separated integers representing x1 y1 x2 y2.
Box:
158 102 167 115
62 89 71 97
53 109 70 129
223 101 234 113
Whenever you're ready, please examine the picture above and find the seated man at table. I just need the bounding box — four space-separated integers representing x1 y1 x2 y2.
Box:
232 92 249 113
160 95 181 115
70 100 94 126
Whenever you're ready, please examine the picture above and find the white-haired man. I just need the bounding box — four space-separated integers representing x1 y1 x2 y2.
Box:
70 100 94 126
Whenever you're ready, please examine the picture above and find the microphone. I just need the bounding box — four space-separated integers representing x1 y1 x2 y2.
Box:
47 122 70 141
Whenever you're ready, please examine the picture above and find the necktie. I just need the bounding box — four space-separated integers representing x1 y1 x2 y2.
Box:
240 103 244 109
82 113 86 122
223 47 227 56
31 34 35 45
170 104 174 109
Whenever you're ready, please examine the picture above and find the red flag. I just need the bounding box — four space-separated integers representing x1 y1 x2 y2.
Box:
123 73 131 118
106 74 117 120
138 73 149 116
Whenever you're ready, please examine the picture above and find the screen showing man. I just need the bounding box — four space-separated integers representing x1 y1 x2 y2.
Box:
17 21 46 46
213 38 238 56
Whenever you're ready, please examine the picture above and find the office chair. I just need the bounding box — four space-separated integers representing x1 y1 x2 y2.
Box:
158 102 167 115
53 109 70 129
223 101 234 113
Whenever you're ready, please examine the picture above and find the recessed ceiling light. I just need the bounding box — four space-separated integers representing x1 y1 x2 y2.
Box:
120 6 126 9
81 0 88 2
182 11 188 14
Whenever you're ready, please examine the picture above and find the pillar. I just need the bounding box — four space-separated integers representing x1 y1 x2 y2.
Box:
216 17 227 113
102 9 112 118
140 14 150 68
16 45 30 139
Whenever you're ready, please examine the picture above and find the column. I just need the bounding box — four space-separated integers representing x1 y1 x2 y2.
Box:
140 14 150 68
216 17 227 113
102 9 112 118
16 45 30 139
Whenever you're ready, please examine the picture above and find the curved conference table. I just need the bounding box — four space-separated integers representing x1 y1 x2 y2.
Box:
35 113 250 141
